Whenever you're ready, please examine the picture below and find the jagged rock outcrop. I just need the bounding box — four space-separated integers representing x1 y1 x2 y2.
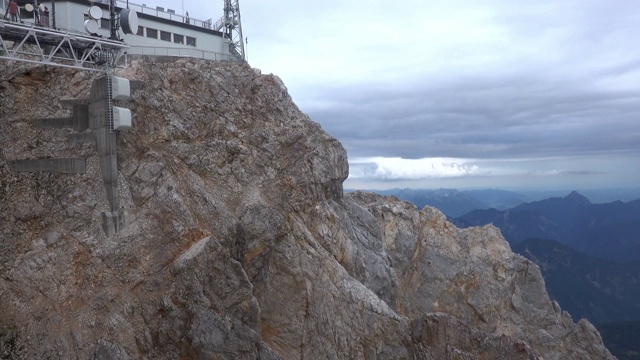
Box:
0 58 614 359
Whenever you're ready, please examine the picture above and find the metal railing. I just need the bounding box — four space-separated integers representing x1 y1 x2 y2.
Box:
127 45 235 62
113 1 214 29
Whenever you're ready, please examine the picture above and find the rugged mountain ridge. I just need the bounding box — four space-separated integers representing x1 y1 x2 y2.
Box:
372 188 527 217
374 188 489 218
0 58 613 359
455 191 640 263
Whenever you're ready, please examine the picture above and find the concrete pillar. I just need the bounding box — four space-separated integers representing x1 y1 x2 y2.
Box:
88 76 120 212
101 209 136 237
67 133 96 144
72 104 89 131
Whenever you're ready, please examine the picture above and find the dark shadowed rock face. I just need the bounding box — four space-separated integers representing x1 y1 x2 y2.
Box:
0 59 613 359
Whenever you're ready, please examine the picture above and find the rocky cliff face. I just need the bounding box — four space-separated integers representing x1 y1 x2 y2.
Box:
0 58 614 359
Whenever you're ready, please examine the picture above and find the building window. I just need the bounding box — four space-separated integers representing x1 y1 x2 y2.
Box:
186 36 196 47
174 34 184 44
160 31 171 41
136 26 144 36
146 28 158 39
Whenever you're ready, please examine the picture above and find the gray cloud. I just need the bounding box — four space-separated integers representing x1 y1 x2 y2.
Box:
306 71 640 161
561 170 607 176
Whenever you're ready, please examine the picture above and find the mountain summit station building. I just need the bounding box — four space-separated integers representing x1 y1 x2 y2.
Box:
2 0 235 61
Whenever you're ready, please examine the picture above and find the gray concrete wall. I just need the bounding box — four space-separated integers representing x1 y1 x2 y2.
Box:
68 132 96 144
33 104 88 130
33 117 74 128
8 158 86 173
101 209 136 236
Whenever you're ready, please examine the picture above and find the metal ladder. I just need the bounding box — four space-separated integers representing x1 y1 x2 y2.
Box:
106 69 114 132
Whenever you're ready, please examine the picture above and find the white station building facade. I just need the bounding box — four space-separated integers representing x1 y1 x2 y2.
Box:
3 0 235 61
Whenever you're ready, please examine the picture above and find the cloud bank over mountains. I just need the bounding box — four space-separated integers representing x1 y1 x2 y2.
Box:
350 157 484 181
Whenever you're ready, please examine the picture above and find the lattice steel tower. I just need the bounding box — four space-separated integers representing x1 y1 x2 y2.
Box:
221 0 245 61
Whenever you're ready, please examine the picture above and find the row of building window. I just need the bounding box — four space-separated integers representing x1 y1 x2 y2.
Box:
84 15 196 47
137 26 196 46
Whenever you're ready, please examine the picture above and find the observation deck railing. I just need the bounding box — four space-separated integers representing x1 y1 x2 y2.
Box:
113 1 213 29
127 45 233 62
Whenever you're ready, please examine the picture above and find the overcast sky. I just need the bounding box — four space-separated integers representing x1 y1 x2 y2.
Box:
149 0 640 191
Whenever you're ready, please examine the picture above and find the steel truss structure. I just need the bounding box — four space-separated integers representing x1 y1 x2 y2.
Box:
0 19 128 71
214 0 244 61
1 8 130 235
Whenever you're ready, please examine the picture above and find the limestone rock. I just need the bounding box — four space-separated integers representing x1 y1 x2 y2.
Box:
0 58 614 359
348 191 613 359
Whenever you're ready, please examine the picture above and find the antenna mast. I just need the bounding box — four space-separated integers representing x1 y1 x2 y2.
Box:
222 0 245 61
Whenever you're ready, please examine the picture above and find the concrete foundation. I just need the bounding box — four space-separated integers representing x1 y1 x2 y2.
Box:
101 209 136 237
33 104 89 131
68 132 96 144
72 104 90 132
11 75 137 236
8 158 86 173
33 117 74 128
59 99 89 109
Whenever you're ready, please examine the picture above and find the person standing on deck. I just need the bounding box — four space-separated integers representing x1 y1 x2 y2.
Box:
8 0 19 22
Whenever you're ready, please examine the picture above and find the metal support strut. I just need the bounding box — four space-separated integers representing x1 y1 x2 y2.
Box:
0 19 128 71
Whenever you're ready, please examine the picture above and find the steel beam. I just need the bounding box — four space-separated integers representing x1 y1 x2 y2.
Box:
0 19 128 70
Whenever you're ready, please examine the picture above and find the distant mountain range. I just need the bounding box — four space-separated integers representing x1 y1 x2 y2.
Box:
371 188 527 218
454 191 640 263
512 238 640 325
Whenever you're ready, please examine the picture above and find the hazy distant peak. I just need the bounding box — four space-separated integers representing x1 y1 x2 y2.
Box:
432 188 462 196
565 191 591 205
